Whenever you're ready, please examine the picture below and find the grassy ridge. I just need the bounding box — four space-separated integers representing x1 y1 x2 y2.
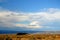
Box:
0 33 60 40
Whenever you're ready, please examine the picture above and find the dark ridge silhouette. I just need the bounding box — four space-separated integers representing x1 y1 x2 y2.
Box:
17 33 28 35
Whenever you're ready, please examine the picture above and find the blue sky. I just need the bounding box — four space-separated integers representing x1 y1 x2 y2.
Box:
0 0 60 12
0 0 60 31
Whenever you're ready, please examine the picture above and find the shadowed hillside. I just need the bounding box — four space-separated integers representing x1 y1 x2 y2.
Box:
17 33 28 35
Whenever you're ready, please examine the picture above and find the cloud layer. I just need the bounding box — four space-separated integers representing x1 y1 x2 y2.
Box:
0 8 60 30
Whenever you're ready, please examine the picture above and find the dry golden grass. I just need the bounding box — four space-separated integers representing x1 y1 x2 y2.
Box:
0 33 60 40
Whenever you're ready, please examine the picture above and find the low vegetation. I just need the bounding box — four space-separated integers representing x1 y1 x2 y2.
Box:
0 33 60 40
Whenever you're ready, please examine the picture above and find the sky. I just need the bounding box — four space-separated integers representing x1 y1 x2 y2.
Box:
0 0 60 31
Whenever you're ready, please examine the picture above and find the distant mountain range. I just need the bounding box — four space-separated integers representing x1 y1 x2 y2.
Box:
0 30 45 34
0 30 60 34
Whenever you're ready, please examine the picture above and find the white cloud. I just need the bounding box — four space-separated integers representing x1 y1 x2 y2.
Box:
29 21 39 25
27 21 43 29
16 21 42 29
0 8 60 29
